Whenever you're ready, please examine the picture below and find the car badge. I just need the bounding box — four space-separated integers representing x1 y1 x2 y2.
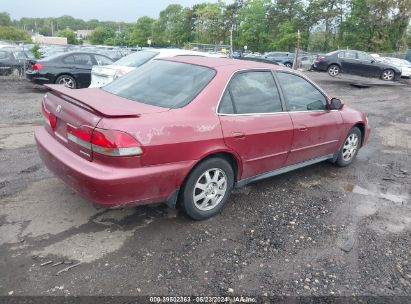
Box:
56 105 62 113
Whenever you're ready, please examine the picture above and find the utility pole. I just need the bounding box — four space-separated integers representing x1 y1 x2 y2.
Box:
230 24 234 58
293 29 300 70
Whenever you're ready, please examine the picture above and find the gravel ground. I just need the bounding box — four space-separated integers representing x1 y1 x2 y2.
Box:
0 72 410 297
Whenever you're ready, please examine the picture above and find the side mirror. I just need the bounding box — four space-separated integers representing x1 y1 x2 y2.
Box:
371 59 375 63
330 98 343 110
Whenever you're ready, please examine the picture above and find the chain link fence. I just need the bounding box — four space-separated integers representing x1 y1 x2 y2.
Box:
188 43 230 55
0 40 35 80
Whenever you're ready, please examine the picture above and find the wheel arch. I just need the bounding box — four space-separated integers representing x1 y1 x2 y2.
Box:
191 150 242 182
327 62 342 70
353 122 365 147
54 73 77 87
175 150 242 209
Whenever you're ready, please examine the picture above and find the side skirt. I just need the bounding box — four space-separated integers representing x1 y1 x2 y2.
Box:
235 154 334 188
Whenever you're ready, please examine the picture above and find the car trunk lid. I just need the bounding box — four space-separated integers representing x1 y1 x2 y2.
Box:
42 84 168 161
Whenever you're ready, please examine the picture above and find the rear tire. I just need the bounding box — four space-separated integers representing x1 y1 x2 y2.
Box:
55 74 77 89
335 127 362 167
284 62 292 68
180 158 234 220
327 64 340 77
381 69 395 81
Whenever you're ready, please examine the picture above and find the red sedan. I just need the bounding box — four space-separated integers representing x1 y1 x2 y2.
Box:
35 57 370 220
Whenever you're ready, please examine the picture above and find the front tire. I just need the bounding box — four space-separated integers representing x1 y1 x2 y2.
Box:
180 158 234 220
381 69 395 81
335 127 362 167
328 64 340 77
284 62 293 68
55 74 77 88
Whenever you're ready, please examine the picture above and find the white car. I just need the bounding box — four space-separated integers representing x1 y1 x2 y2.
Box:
380 57 411 78
89 49 223 87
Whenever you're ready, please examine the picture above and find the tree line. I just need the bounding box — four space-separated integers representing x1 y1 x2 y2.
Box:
1 0 410 52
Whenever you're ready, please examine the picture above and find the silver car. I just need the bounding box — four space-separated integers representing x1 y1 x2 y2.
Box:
89 49 223 88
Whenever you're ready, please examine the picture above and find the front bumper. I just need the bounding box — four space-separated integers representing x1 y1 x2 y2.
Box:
401 70 411 78
363 125 371 146
35 126 194 207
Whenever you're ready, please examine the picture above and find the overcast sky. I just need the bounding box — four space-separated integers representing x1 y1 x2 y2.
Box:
2 0 230 22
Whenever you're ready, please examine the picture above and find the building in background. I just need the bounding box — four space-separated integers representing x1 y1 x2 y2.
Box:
76 30 93 40
32 34 67 45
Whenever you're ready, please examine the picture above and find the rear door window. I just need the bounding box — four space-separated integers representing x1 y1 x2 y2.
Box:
103 60 215 108
73 54 93 65
343 51 357 60
63 55 75 64
219 71 283 114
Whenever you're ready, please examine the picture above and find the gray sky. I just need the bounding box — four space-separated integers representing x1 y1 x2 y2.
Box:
2 0 229 22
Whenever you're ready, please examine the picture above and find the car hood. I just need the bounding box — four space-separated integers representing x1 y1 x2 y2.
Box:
378 62 402 72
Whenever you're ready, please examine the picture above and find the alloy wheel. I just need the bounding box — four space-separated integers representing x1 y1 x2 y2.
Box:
342 133 359 162
58 77 75 88
193 168 227 211
382 70 394 81
328 66 339 76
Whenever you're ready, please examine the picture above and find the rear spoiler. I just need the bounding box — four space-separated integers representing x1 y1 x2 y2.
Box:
45 84 141 118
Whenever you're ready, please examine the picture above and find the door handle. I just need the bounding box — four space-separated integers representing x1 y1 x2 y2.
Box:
298 127 308 132
233 132 246 139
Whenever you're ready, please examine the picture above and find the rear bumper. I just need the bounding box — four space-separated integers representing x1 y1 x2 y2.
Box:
312 61 328 71
35 126 194 208
26 71 52 85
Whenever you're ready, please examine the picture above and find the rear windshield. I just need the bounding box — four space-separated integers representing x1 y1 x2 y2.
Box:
326 50 340 56
102 60 216 108
113 51 159 67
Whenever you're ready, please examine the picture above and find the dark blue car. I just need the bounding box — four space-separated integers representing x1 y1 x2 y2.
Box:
313 50 401 81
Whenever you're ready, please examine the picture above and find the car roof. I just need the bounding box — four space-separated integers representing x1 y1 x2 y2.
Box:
42 51 113 61
159 56 286 72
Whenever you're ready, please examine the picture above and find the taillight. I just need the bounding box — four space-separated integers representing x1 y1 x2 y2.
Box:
316 56 325 61
67 125 92 148
41 102 57 129
32 63 43 70
113 69 126 79
67 125 143 157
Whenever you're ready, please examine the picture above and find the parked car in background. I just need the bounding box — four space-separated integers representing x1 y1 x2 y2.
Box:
40 45 71 58
89 48 221 88
232 50 242 58
264 52 294 67
313 50 401 81
35 57 370 220
26 51 114 88
81 47 125 61
238 56 280 65
379 57 411 78
0 48 32 76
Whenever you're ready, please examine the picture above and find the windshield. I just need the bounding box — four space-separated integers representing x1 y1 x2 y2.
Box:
103 60 216 108
113 51 159 67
